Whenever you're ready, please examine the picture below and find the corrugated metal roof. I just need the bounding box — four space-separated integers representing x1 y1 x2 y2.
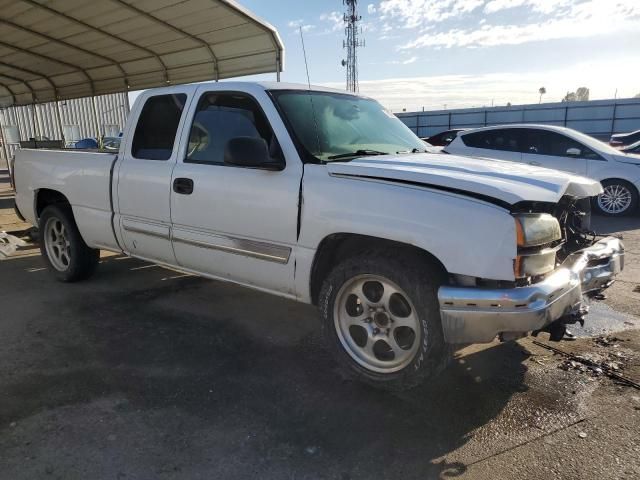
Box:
0 0 284 107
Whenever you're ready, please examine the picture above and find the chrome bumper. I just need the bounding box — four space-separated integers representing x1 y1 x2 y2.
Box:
438 236 624 344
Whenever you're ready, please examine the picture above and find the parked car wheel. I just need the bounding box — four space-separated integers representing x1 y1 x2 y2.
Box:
318 250 452 391
39 205 100 282
594 179 638 216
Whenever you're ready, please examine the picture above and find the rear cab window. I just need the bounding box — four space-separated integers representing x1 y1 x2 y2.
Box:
132 94 187 160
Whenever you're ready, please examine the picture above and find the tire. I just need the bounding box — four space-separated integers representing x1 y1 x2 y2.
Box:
594 179 638 217
318 249 452 391
39 205 100 282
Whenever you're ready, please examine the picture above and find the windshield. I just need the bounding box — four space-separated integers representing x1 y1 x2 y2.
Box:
567 129 623 156
270 90 427 161
624 139 640 152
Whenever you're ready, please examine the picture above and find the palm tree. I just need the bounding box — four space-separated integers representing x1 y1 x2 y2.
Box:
539 87 546 103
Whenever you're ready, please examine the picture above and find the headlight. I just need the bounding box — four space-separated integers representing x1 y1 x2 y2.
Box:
514 213 561 247
514 247 559 278
513 213 562 278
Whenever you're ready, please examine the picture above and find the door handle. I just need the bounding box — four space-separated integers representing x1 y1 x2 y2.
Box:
173 178 194 195
528 161 541 166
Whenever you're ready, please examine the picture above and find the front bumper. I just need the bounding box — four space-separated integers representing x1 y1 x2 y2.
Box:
438 236 624 344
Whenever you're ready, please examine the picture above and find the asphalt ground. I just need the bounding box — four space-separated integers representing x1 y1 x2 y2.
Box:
1 170 639 479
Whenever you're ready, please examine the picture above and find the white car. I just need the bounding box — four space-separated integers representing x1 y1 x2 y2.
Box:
12 82 624 390
445 124 640 216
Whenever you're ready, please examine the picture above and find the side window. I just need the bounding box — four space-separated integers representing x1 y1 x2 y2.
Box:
522 130 601 159
520 129 543 155
462 131 490 148
186 92 281 165
132 94 186 160
462 129 520 152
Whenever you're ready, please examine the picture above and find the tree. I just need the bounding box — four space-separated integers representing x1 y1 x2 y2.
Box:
576 87 589 101
562 87 589 102
538 87 546 103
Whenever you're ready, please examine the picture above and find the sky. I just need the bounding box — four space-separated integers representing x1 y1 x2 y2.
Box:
230 0 640 112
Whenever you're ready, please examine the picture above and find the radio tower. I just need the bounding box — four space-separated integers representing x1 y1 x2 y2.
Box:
342 0 364 92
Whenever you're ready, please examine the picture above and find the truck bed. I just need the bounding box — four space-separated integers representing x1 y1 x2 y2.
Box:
13 148 120 251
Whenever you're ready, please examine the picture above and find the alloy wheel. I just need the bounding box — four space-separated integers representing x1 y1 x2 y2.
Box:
597 184 633 215
44 217 71 271
334 274 422 373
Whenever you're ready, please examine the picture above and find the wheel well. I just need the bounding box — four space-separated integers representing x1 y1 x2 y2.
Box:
601 178 638 192
309 233 447 305
36 189 71 218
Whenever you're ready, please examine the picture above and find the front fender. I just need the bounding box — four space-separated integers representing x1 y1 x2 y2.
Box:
296 165 517 301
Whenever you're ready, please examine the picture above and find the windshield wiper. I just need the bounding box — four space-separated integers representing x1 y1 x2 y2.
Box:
327 149 389 160
396 148 428 154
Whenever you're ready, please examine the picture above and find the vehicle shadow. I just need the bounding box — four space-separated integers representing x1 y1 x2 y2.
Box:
0 254 530 479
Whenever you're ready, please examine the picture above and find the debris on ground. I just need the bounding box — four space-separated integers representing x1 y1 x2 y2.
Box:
0 232 28 258
532 340 640 389
558 351 626 377
593 335 623 348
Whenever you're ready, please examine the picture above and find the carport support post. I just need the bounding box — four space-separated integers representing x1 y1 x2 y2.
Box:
91 95 100 143
31 103 39 140
0 110 10 170
123 89 130 116
54 99 66 146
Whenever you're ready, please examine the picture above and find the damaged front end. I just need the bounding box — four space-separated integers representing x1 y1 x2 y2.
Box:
438 196 625 344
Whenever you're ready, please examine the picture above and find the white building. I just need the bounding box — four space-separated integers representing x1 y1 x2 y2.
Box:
1 92 129 167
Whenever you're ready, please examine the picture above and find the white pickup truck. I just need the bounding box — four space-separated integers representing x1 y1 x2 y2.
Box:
13 82 624 390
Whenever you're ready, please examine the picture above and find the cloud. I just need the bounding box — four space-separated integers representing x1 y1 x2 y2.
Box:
484 0 574 15
400 0 640 49
385 56 420 65
322 60 640 111
287 19 315 33
379 0 484 28
367 3 377 14
320 11 344 32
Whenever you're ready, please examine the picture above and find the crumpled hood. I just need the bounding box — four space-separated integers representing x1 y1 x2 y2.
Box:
326 153 603 206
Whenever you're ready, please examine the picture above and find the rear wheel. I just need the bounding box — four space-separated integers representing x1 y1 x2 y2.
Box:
594 180 638 216
319 250 451 391
39 205 99 282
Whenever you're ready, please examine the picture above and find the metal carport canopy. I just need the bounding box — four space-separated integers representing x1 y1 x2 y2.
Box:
0 0 284 107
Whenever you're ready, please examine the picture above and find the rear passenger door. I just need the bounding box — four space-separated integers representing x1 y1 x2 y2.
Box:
519 129 589 175
169 88 302 296
115 90 191 264
460 128 523 162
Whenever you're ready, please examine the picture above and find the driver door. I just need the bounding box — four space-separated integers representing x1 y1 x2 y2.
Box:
169 87 302 296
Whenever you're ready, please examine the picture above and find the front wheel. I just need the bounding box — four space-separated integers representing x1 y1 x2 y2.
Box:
39 205 100 282
318 250 451 391
594 180 638 216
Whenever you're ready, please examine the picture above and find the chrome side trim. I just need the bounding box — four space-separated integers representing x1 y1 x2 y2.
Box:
173 235 291 264
122 222 170 240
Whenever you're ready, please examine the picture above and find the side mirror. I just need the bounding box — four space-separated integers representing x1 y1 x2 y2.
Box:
224 137 284 171
566 147 581 157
